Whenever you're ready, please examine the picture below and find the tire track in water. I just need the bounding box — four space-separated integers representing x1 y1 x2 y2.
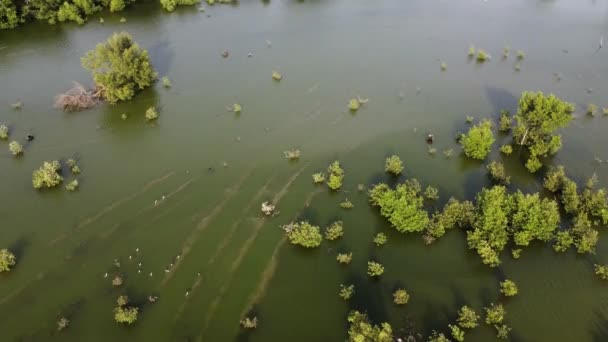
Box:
196 165 308 341
158 171 253 287
49 171 175 245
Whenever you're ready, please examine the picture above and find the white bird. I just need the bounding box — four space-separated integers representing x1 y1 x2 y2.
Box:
154 200 158 206
104 273 108 278
138 269 141 274
138 262 142 267
135 248 139 253
149 272 153 277
161 195 166 200
129 255 132 260
185 291 190 297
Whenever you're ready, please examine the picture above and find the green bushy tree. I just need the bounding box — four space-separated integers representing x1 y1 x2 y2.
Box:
461 120 495 160
0 249 16 272
369 180 429 233
347 311 393 342
284 221 322 248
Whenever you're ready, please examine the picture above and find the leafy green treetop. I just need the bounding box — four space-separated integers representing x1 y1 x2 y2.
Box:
460 119 495 160
369 180 429 233
114 306 138 324
510 191 560 246
499 279 519 297
457 305 479 329
0 249 16 272
385 155 404 175
347 310 393 342
283 221 322 248
32 160 63 189
327 161 345 190
82 32 157 104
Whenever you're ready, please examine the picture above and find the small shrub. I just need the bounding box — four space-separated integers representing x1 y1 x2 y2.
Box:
373 232 387 246
327 161 345 190
232 103 242 113
476 50 490 62
468 45 475 57
587 104 598 116
112 275 123 286
240 316 258 329
428 331 450 342
283 148 301 160
450 324 465 342
511 249 522 259
424 185 439 200
325 221 344 240
340 198 354 209
500 144 513 155
12 101 22 110
515 63 521 71
336 252 352 264
500 279 518 296
57 317 70 331
385 155 404 175
516 50 525 59
440 62 447 71
8 141 23 156
312 173 325 184
119 17 127 23
121 113 128 120
457 305 479 329
603 107 608 115
65 179 79 191
283 221 323 248
485 303 505 325
461 120 494 160
443 149 454 158
499 110 511 132
466 115 474 123
495 324 511 339
117 295 129 306
503 46 510 58
114 306 138 324
272 71 282 81
367 261 384 277
393 289 409 305
162 76 171 88
145 107 159 121
0 249 17 272
487 161 510 185
0 124 8 139
339 284 355 300
348 98 360 111
32 161 63 189
594 264 608 280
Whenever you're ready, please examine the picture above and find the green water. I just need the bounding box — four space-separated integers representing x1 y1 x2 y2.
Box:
2 0 608 341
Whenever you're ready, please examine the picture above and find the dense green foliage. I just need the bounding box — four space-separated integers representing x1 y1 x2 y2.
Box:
327 161 344 190
484 303 505 325
513 92 574 172
145 106 159 121
0 249 16 272
367 261 384 277
500 279 519 296
347 311 393 342
457 305 479 329
385 155 404 175
325 221 344 240
82 32 157 104
369 180 429 233
32 160 63 189
339 284 355 300
340 198 354 209
594 264 608 280
392 289 409 305
8 141 23 156
161 0 199 12
460 120 495 160
114 306 138 324
449 324 465 342
487 161 510 185
0 124 8 139
498 110 511 132
312 173 325 184
284 221 323 248
510 191 560 246
499 144 513 155
336 252 352 264
373 232 387 246
424 185 439 200
495 324 511 339
426 198 475 240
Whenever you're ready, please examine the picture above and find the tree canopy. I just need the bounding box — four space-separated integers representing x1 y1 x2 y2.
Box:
284 221 323 248
0 249 16 272
460 120 495 160
82 32 157 104
369 180 429 233
347 311 393 342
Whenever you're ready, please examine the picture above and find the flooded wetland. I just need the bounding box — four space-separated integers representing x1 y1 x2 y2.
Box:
2 0 608 341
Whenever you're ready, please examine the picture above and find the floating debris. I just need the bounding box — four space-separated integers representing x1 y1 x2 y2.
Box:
283 148 301 160
221 51 229 58
11 101 22 110
266 40 272 47
261 201 276 216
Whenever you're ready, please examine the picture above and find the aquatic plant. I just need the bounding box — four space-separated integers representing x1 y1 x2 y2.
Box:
0 249 16 272
487 161 510 185
121 113 128 120
66 159 81 174
476 50 490 62
443 149 454 158
272 71 282 81
231 103 242 113
82 32 157 104
457 305 479 329
112 275 123 286
440 62 447 71
8 141 23 156
385 155 404 175
368 180 429 233
498 110 511 132
339 284 355 300
392 289 409 305
65 179 79 191
145 106 159 121
514 63 521 71
495 324 511 339
500 279 518 296
426 197 475 240
32 161 63 189
367 261 384 277
283 221 322 248
503 46 510 58
240 316 258 329
312 173 325 184
117 295 129 306
283 148 301 160
57 317 70 331
347 310 393 342
511 191 560 246
161 0 199 12
553 231 574 252
468 45 475 57
460 119 494 160
327 161 345 190
336 252 352 264
449 324 465 342
511 249 522 259
0 124 8 139
513 91 573 172
516 50 525 59
499 144 512 155
99 17 104 23
373 232 387 246
325 221 344 240
428 147 437 155
485 303 505 325
114 306 138 324
162 76 172 87
340 198 354 209
466 115 474 123
424 185 439 200
348 98 360 111
594 264 608 280
587 103 598 116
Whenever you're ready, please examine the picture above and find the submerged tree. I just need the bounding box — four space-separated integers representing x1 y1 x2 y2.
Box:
487 161 510 185
367 261 384 277
327 161 345 190
339 284 355 300
32 160 63 189
512 91 574 172
336 252 352 264
283 221 322 248
369 180 429 234
510 191 560 246
114 306 138 324
347 310 393 342
499 279 519 297
460 119 495 160
160 0 199 12
82 32 157 104
385 155 404 175
484 303 505 325
0 249 16 272
392 289 409 305
456 305 480 329
325 221 344 241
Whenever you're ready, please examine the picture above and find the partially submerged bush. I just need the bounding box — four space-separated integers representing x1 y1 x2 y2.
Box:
449 324 465 342
312 173 325 184
587 104 598 116
327 161 345 190
325 221 344 241
0 124 9 139
8 141 23 156
553 230 574 252
340 198 354 209
32 161 63 189
495 324 511 339
114 306 138 324
283 221 322 248
513 91 573 172
112 275 123 286
594 264 608 280
485 303 505 325
487 161 510 185
369 180 429 233
145 106 159 121
499 144 513 155
392 289 409 305
117 295 129 306
385 155 404 175
65 179 79 191
336 252 352 264
428 331 450 342
0 249 16 272
511 191 560 246
468 45 475 57
460 120 494 160
348 98 360 111
424 185 439 200
162 76 172 87
161 0 199 12
373 232 387 246
57 317 70 331
367 261 384 277
272 71 282 81
476 50 490 62
283 148 301 160
498 110 511 132
339 284 355 300
499 279 518 297
82 32 157 104
457 305 479 329
347 310 393 342
516 50 525 59
240 316 258 329
67 159 81 174
232 103 242 113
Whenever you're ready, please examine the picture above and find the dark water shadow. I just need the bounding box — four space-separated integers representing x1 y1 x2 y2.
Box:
148 39 174 77
591 308 608 342
484 86 518 117
9 236 30 262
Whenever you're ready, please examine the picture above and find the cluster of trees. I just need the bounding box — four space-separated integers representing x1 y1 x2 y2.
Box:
114 295 138 324
368 179 429 233
327 161 344 190
283 221 322 248
160 0 198 12
346 311 393 342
